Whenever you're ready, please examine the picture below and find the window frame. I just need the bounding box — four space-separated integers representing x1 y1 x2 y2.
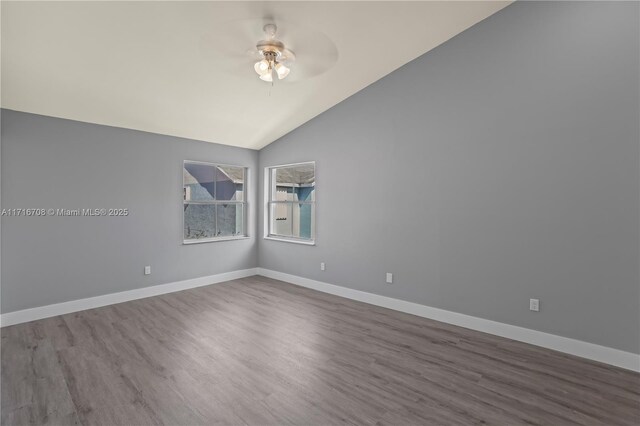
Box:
182 160 249 245
264 161 316 246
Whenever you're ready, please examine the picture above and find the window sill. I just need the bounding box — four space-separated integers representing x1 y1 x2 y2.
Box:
264 235 316 246
183 236 249 245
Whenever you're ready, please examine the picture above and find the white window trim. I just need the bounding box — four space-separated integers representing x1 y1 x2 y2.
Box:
263 235 316 246
264 161 316 246
183 236 250 245
183 160 249 244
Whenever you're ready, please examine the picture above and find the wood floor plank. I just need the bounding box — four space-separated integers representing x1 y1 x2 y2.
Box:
2 275 639 425
1 327 77 425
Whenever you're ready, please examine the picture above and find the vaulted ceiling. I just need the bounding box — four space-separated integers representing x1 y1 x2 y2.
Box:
1 1 511 149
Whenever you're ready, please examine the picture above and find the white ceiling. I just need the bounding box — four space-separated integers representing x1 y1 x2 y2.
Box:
1 1 511 150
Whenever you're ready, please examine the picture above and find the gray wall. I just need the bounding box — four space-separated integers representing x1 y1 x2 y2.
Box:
1 110 258 312
259 1 640 353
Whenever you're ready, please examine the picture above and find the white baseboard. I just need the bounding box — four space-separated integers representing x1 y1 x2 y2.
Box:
4 267 637 372
0 268 259 327
257 268 640 372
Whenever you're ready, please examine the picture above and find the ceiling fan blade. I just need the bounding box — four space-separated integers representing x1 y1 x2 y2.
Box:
269 22 338 80
289 54 337 81
200 34 256 61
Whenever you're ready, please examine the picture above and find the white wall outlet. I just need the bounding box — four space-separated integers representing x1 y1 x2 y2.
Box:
144 266 151 275
530 298 540 312
386 273 393 284
320 262 326 271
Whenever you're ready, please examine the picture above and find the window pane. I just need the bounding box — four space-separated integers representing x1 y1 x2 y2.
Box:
184 203 215 240
275 186 294 202
217 203 244 237
270 202 315 240
184 162 215 201
295 186 315 203
216 166 244 201
272 163 315 202
271 202 293 237
297 202 315 239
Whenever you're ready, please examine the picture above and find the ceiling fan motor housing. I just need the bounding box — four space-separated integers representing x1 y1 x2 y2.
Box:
256 40 285 56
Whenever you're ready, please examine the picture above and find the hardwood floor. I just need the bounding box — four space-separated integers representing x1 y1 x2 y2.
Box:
2 276 639 425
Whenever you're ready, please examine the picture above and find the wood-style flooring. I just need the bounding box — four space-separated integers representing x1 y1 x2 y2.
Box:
2 276 639 425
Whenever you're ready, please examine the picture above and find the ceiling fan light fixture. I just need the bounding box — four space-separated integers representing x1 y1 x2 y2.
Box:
254 59 270 76
259 72 273 82
251 24 294 83
275 63 290 80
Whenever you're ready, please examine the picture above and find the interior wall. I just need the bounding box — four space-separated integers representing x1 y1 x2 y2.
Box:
1 110 258 313
258 1 640 353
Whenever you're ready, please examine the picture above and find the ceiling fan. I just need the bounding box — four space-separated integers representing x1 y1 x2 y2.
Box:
201 18 338 83
252 23 295 82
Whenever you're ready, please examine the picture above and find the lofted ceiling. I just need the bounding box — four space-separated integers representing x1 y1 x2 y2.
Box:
1 1 511 150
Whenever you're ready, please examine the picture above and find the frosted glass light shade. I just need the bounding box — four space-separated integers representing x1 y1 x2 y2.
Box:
259 72 273 82
275 63 290 80
254 60 270 76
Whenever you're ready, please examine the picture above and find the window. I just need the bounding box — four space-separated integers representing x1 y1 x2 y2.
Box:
266 162 315 244
183 161 247 243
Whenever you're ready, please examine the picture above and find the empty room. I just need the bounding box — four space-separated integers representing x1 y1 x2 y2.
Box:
1 1 639 425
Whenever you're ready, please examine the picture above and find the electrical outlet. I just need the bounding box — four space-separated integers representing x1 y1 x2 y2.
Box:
530 298 540 312
386 273 393 284
320 262 326 271
144 266 151 275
